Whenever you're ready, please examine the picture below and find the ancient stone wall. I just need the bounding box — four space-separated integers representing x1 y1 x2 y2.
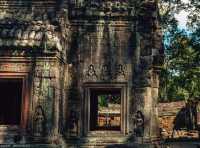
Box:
158 101 199 139
0 0 164 146
66 22 134 140
130 0 163 142
0 0 70 144
158 101 186 138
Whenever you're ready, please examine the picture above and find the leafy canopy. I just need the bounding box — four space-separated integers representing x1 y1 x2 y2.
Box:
158 0 200 102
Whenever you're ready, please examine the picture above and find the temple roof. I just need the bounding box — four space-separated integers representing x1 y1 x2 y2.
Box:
0 20 62 51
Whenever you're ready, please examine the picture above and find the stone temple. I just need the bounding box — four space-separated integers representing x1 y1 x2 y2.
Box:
0 0 163 147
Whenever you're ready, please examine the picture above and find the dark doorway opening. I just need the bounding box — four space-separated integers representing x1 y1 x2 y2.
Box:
90 89 121 131
0 78 23 125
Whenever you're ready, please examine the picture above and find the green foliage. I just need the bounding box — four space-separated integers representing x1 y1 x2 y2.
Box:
159 0 200 102
98 95 108 107
98 94 121 107
187 0 200 30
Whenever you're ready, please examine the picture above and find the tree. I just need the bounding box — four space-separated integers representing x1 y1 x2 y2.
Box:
158 0 200 102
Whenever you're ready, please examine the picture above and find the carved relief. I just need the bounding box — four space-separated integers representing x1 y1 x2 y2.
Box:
72 0 130 14
0 63 30 72
84 63 128 81
115 64 126 80
34 62 55 78
86 64 97 80
69 110 79 137
100 64 112 81
33 106 46 137
32 62 55 136
33 78 51 104
33 61 55 105
133 111 144 137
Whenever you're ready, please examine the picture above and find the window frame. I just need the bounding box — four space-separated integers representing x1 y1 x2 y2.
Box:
0 73 29 131
83 83 128 136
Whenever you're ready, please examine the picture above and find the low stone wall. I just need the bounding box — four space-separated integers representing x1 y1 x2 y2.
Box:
158 101 199 139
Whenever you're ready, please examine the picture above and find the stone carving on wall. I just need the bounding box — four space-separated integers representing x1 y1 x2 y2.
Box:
33 61 55 102
134 111 144 137
84 63 128 81
0 49 30 56
0 63 30 72
100 64 112 81
33 106 46 137
34 62 55 78
86 64 97 80
33 78 50 104
32 61 56 139
69 0 131 19
115 64 126 80
100 64 127 81
69 110 79 137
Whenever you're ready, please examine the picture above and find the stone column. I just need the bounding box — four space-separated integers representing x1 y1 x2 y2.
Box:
132 68 161 142
30 60 56 142
132 0 163 143
50 61 60 141
150 70 160 140
132 66 154 142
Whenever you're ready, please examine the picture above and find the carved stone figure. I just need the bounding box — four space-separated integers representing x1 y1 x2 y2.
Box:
33 106 46 137
69 110 79 136
100 64 112 80
134 111 144 137
86 64 97 80
115 64 126 80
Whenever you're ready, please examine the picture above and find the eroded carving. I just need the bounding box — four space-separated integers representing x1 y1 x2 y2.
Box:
115 64 126 80
134 111 144 137
0 63 30 72
100 64 112 81
33 106 46 137
86 64 98 80
69 110 79 137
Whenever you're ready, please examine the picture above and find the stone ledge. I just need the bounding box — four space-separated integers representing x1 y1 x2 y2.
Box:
0 144 61 148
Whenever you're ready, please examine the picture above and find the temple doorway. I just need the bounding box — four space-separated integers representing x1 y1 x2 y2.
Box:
0 78 23 125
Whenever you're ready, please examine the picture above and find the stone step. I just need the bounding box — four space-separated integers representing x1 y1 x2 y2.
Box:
0 143 200 148
72 143 200 148
0 144 61 148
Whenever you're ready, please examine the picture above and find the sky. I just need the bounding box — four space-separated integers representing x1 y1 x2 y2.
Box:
175 0 189 28
175 10 189 28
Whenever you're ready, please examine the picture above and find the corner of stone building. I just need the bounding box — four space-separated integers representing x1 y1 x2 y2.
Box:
131 0 164 143
0 0 164 147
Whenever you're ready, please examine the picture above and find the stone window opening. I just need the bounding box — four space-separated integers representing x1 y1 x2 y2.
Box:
90 89 121 131
83 83 128 136
0 74 29 131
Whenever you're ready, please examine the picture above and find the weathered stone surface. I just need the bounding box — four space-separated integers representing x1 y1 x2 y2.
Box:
69 0 133 20
0 0 164 147
0 21 63 51
158 101 199 139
